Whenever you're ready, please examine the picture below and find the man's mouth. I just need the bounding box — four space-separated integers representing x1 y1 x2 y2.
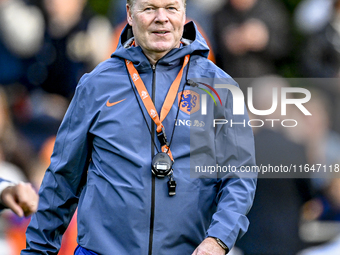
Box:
153 31 170 35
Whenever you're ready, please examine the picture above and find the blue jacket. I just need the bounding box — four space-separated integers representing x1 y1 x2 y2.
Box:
22 22 257 255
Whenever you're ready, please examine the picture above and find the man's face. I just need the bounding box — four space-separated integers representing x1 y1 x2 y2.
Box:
127 0 186 59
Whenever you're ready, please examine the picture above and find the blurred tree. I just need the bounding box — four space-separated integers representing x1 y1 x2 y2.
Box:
282 0 300 14
279 0 307 77
88 0 111 16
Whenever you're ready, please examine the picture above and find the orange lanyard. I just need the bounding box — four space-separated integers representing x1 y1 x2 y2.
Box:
125 55 190 161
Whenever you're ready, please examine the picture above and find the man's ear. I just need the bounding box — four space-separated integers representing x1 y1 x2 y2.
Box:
126 4 133 26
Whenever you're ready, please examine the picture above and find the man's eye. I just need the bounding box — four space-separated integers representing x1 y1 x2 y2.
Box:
144 7 153 11
168 7 177 11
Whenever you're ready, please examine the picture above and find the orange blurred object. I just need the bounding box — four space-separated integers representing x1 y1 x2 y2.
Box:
6 212 78 255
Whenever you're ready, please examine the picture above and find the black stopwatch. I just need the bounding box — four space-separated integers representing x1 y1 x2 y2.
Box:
151 152 173 178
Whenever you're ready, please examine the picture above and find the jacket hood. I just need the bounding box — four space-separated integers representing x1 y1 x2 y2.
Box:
111 21 210 68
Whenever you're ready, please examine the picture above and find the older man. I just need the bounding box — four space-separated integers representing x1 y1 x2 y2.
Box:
22 0 256 254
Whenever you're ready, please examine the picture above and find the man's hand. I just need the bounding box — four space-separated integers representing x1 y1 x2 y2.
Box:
191 237 226 255
1 182 38 217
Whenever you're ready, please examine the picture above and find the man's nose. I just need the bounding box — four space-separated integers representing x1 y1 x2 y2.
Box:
154 8 169 23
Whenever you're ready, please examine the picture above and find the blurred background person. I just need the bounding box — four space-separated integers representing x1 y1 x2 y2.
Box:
1 0 113 171
212 0 290 78
0 0 44 85
288 89 340 212
296 0 340 152
289 89 340 255
288 89 340 174
236 76 314 255
25 0 113 100
0 87 38 255
299 0 340 78
0 87 34 179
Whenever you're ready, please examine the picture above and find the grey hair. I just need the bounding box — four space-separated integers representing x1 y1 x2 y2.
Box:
127 0 186 9
127 0 134 7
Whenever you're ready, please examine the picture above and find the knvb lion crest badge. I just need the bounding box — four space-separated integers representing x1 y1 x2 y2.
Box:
178 90 200 115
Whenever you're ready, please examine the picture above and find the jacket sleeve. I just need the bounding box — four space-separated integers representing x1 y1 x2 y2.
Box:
21 79 93 254
0 178 15 209
206 86 257 250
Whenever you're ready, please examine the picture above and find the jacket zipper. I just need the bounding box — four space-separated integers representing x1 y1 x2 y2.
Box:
148 64 156 255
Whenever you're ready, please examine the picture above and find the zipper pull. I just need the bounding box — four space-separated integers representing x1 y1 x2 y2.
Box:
167 174 176 196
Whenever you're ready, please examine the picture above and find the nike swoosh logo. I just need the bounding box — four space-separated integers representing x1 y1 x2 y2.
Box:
106 98 126 107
